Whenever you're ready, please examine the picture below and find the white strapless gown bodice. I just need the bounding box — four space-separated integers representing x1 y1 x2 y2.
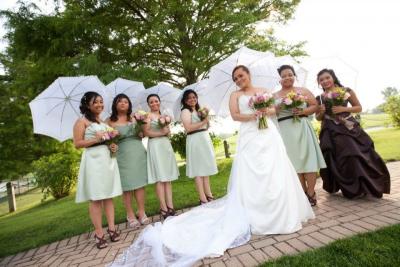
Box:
110 95 314 267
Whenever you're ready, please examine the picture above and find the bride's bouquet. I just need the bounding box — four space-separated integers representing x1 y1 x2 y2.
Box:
281 90 308 122
248 92 275 129
322 87 351 115
133 110 148 136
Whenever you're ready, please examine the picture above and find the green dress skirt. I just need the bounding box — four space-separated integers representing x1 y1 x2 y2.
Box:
277 104 326 173
76 122 122 203
185 112 218 178
116 123 148 191
147 120 179 183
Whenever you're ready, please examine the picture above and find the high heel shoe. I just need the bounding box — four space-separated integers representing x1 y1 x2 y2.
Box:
94 234 108 249
107 228 120 242
167 206 176 216
205 195 215 202
127 216 140 229
306 191 317 206
199 199 208 205
160 208 169 220
138 213 151 225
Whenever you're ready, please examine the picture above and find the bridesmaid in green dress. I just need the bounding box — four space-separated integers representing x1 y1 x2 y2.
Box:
73 91 122 249
180 89 218 204
274 65 326 206
143 94 179 219
107 94 150 229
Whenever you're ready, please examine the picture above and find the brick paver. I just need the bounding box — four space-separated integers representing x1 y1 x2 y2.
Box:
2 161 400 266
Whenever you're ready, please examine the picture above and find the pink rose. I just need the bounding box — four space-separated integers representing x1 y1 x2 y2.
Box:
284 98 293 105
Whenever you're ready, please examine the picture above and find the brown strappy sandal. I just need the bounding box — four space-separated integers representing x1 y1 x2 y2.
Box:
306 191 317 206
160 208 169 220
107 228 120 242
206 195 215 202
94 234 108 249
167 206 176 216
199 199 208 205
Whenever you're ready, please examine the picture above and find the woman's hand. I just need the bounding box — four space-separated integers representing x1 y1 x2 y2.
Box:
292 108 304 116
332 106 347 114
109 143 118 153
319 104 326 114
258 107 269 113
260 107 276 117
112 130 119 136
254 110 262 118
161 127 170 135
95 131 105 142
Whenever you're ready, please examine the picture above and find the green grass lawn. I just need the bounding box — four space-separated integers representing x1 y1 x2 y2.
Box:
370 128 400 162
0 188 45 216
262 224 400 267
214 134 238 158
361 113 391 128
0 128 399 258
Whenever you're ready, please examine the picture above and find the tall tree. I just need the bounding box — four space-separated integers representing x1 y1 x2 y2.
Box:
60 0 302 87
381 86 399 100
0 0 304 180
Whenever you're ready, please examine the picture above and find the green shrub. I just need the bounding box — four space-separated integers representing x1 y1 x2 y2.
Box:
32 152 79 200
170 131 187 159
210 132 222 148
384 95 400 127
170 131 223 159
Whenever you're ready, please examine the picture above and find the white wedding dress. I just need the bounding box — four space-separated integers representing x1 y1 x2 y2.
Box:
110 95 314 267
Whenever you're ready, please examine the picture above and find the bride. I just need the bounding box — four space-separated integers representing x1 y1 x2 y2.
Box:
111 65 314 267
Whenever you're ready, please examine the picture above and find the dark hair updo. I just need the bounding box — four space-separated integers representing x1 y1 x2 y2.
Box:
316 68 344 90
277 65 297 77
231 65 250 81
146 93 161 104
181 89 200 112
79 91 102 123
146 93 161 114
110 93 132 122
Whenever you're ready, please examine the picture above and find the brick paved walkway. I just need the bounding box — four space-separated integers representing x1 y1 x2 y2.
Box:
2 161 400 267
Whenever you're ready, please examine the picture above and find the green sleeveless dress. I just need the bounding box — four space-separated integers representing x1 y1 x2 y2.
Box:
185 112 218 178
115 123 148 191
76 122 122 203
277 103 326 173
147 120 179 183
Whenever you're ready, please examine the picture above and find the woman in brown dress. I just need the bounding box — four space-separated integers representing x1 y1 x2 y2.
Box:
316 69 390 199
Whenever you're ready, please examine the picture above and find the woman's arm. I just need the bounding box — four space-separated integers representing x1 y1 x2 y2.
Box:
143 118 170 137
273 92 282 115
229 92 257 122
181 109 208 132
73 119 103 148
295 88 318 116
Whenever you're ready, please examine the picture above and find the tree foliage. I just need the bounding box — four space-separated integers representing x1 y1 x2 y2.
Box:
0 0 304 180
381 86 399 100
